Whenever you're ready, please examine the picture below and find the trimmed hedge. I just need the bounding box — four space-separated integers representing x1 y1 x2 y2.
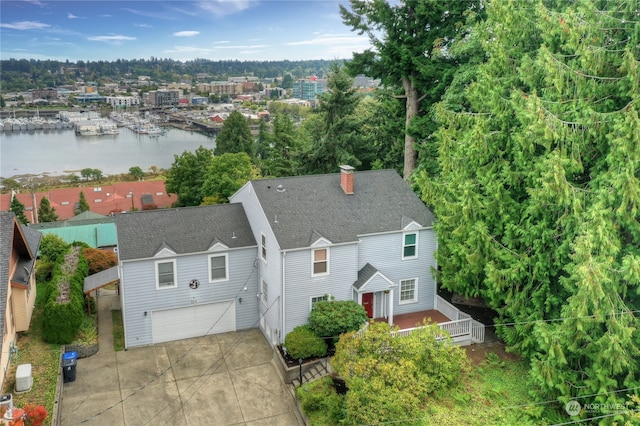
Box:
42 246 88 344
284 325 328 360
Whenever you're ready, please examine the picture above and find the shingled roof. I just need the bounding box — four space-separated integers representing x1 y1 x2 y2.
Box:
115 204 256 261
248 169 435 251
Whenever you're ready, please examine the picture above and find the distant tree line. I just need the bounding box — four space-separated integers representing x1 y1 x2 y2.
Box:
0 58 336 93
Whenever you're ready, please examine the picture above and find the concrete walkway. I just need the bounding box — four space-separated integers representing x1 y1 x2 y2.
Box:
61 289 304 425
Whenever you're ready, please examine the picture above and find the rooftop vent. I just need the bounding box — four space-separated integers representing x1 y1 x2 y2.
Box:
276 184 286 193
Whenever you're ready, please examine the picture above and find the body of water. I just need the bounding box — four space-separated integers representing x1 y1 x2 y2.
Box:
0 127 216 179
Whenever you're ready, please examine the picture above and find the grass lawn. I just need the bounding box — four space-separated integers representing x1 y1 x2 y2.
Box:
1 283 61 423
112 310 125 352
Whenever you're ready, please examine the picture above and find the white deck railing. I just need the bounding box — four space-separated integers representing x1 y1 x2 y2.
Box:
356 297 486 344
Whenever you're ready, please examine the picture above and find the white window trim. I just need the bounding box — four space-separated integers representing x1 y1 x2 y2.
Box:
399 278 418 304
309 294 329 312
311 247 330 277
402 231 419 260
261 233 267 262
208 253 229 283
155 259 177 290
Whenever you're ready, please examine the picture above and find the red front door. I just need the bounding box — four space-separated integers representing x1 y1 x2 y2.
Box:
362 292 374 318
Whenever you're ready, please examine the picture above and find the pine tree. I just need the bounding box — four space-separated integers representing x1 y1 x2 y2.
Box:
214 111 253 157
10 196 29 224
419 0 640 415
38 197 58 222
74 191 90 215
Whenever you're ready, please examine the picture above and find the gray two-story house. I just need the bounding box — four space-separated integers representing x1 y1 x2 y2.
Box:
116 167 439 348
230 166 437 345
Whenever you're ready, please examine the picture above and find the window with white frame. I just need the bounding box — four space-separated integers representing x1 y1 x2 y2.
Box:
399 278 418 304
402 232 418 259
261 233 267 261
261 280 268 305
312 248 329 276
310 295 329 311
209 254 228 282
156 260 177 289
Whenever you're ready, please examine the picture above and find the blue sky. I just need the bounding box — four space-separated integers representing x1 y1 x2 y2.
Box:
1 0 371 62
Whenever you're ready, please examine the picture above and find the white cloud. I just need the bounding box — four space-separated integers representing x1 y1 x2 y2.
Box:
286 33 368 47
87 35 136 42
135 23 152 28
163 45 213 54
173 31 200 37
196 0 251 17
0 21 51 30
67 13 81 19
213 44 269 50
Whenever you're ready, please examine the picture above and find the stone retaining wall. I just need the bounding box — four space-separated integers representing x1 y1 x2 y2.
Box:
64 342 99 358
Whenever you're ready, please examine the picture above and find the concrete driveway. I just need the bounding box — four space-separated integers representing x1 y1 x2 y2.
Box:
61 291 304 425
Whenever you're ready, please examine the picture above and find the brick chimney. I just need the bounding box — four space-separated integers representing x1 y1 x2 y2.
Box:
339 165 355 195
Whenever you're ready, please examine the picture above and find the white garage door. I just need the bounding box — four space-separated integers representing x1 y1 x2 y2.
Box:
152 300 236 344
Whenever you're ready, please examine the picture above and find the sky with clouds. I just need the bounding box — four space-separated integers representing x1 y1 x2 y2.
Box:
1 0 371 62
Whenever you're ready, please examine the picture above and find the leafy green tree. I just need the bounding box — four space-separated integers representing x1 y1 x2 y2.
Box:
281 73 293 89
254 119 271 163
201 152 259 204
128 166 145 181
419 0 640 415
74 191 90 215
340 0 482 178
214 111 253 157
80 168 93 181
1 178 20 191
333 321 467 424
38 197 59 223
9 197 29 224
165 146 214 206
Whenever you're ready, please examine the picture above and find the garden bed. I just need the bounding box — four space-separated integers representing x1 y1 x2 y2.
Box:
272 346 330 384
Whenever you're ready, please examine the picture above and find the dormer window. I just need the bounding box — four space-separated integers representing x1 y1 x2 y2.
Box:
402 232 418 259
312 248 329 276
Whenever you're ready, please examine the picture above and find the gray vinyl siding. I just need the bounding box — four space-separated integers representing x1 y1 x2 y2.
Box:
283 243 358 337
231 184 283 345
121 247 259 348
358 229 437 315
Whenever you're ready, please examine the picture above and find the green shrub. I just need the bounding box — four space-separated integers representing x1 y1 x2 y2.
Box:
42 246 88 344
284 325 328 359
296 376 346 424
35 260 55 283
309 300 368 337
38 234 69 263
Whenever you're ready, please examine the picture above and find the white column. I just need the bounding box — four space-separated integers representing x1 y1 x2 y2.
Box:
388 288 394 326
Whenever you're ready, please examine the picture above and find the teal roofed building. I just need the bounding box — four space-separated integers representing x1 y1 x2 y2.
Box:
38 223 117 251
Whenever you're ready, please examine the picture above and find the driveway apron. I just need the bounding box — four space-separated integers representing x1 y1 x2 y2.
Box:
61 289 304 425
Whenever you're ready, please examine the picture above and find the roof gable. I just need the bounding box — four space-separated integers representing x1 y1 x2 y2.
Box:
116 204 255 261
245 169 435 250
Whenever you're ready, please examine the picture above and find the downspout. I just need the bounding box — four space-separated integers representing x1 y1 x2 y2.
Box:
281 251 286 345
119 263 127 349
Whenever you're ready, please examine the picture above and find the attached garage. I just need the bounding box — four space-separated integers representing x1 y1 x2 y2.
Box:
151 300 236 344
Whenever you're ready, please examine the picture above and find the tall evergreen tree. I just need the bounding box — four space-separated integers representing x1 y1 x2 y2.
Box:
340 0 482 179
214 111 254 157
420 0 640 416
298 62 366 174
38 197 58 223
9 196 29 224
74 191 90 215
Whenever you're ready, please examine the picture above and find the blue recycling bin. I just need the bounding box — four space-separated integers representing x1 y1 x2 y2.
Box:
62 351 78 383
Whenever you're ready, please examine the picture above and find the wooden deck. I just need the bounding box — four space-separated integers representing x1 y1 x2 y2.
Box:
373 310 451 330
